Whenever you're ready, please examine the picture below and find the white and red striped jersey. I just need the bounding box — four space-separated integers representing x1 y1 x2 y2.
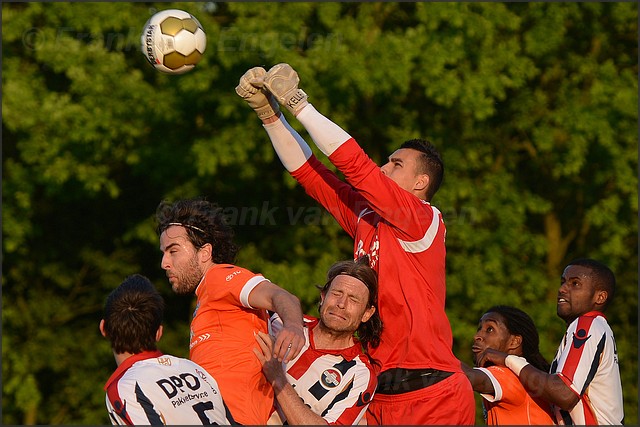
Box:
550 311 623 425
104 351 235 425
269 315 377 425
290 139 461 375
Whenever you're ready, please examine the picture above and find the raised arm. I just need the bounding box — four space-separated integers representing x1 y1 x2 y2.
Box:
263 64 433 239
263 63 351 158
235 65 312 172
248 280 305 363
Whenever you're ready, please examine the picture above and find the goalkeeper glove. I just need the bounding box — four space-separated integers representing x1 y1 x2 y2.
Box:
235 67 280 120
263 63 309 116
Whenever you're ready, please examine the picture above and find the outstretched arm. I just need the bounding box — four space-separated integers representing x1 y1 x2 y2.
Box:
254 332 328 425
263 63 352 158
236 66 312 172
477 348 579 411
248 281 305 363
262 113 313 172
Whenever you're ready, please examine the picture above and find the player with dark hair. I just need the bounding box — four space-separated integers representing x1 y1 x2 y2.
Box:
155 198 305 425
476 258 623 425
236 64 475 424
101 274 235 425
255 257 381 425
463 305 554 425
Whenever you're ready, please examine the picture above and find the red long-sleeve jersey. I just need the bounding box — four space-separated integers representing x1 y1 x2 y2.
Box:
291 138 461 374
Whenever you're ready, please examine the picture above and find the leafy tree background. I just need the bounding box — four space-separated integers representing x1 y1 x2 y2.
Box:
2 2 637 425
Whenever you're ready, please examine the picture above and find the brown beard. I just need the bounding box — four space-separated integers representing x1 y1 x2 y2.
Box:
172 255 204 295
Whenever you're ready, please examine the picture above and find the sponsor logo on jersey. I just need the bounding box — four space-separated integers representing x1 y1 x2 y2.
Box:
226 270 242 281
572 328 590 349
112 398 127 419
157 372 203 399
189 333 210 349
321 368 341 388
157 357 172 366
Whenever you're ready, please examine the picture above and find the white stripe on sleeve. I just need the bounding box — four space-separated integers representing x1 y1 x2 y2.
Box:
239 275 269 308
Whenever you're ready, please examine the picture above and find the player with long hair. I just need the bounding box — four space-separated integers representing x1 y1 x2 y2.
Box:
463 305 554 425
255 256 382 425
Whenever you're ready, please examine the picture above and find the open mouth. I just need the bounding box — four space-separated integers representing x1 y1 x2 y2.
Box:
471 345 484 353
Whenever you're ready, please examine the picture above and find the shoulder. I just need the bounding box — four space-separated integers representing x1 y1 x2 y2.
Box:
206 264 257 281
570 312 611 335
485 365 517 382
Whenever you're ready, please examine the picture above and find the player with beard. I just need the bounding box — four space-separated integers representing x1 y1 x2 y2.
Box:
156 198 305 425
255 257 382 425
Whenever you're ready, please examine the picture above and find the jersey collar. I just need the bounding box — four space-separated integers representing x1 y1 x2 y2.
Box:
104 350 164 390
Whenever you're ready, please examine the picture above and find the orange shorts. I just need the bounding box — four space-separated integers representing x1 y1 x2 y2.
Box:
366 371 475 425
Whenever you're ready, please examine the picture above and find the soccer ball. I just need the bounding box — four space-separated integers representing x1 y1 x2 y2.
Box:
141 9 207 75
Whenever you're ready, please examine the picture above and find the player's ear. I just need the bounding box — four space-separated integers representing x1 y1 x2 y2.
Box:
414 173 429 194
198 243 213 263
156 325 163 342
507 334 523 352
595 289 608 307
361 306 376 323
99 319 107 338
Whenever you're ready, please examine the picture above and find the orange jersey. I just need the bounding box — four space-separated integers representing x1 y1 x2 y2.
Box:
189 264 273 425
477 365 555 425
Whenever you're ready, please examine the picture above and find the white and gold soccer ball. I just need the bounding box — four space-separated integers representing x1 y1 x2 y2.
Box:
141 9 207 75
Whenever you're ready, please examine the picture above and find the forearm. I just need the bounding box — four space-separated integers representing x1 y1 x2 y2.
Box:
263 114 312 172
481 351 577 410
461 363 494 395
296 104 351 157
272 375 328 425
519 367 579 411
271 289 304 330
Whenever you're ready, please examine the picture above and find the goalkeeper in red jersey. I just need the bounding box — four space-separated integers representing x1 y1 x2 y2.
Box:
236 64 475 425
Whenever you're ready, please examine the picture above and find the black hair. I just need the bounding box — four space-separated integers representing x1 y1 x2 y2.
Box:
485 305 550 372
103 274 164 354
399 138 444 201
155 198 239 264
566 258 616 310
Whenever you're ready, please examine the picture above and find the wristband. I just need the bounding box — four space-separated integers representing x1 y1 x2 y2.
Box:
504 355 530 376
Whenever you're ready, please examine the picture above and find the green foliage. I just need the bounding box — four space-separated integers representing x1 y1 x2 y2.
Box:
2 2 637 424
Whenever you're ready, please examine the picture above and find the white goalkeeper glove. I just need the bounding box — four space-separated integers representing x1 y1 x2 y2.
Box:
235 67 280 120
263 63 309 116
